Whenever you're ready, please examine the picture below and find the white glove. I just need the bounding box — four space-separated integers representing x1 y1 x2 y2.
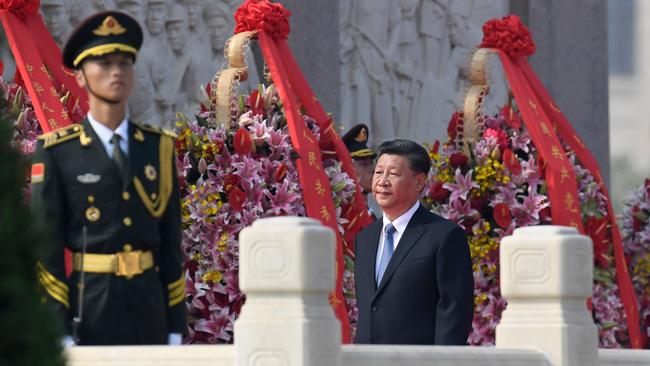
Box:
167 333 182 345
61 336 75 347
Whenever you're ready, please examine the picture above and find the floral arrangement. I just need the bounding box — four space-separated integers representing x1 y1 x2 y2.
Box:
1 76 42 156
176 84 359 343
424 106 629 347
621 179 650 342
1 71 84 156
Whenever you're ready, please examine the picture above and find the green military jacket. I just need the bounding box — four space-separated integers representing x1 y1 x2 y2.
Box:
30 118 186 345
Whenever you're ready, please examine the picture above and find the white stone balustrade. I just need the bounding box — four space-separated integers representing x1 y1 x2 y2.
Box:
496 226 598 366
235 217 341 366
65 219 650 366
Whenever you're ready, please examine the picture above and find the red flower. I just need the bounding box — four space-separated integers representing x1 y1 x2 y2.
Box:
631 206 647 232
645 178 650 197
233 127 256 155
223 173 241 193
0 60 3 76
430 140 440 155
234 0 292 39
13 68 25 89
585 216 610 269
502 148 522 175
483 128 509 150
501 105 522 130
539 206 551 222
449 152 468 168
199 83 212 114
493 203 512 229
480 15 535 59
470 195 489 212
228 187 246 212
273 163 287 182
448 111 464 140
0 0 40 16
427 181 450 201
247 89 265 116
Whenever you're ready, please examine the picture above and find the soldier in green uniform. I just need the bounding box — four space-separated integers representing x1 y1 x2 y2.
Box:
30 11 186 345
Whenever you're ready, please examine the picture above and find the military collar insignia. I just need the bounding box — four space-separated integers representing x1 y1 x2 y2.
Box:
134 128 145 142
144 164 157 181
93 16 127 36
77 173 102 184
80 130 93 147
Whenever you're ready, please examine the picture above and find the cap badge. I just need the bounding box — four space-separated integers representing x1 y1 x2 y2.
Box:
354 127 368 143
93 16 127 36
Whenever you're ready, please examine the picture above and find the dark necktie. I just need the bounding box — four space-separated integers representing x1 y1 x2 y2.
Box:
110 133 128 181
376 223 396 286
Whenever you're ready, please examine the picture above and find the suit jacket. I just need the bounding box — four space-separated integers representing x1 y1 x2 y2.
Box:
354 205 474 345
30 118 186 345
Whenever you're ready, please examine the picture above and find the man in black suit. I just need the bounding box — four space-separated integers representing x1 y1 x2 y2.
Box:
354 139 474 345
30 11 186 345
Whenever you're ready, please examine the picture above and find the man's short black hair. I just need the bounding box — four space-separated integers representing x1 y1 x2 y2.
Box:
376 139 431 175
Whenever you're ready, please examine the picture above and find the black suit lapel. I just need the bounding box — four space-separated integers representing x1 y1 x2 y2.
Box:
365 219 383 290
374 205 429 297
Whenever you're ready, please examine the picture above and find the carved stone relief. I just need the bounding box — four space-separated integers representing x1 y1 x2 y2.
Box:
340 0 509 146
0 0 249 128
4 0 509 138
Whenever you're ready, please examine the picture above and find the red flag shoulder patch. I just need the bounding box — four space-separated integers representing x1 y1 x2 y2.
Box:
31 163 45 183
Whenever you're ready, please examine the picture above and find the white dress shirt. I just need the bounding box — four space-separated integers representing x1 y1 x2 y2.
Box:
87 112 129 157
376 201 421 268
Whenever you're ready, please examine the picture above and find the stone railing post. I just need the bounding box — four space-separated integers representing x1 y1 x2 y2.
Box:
496 226 598 366
235 217 341 366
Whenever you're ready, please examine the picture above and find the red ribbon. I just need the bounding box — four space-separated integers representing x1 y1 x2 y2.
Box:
481 14 644 348
519 60 645 348
274 39 372 256
258 31 351 343
0 10 88 133
236 0 372 343
1 6 89 276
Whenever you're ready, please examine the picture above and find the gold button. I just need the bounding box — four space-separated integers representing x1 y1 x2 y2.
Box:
88 195 95 203
151 192 158 200
123 217 132 226
122 191 130 200
123 244 133 252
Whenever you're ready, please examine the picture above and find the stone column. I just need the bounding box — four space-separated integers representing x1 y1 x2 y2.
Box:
512 0 610 186
235 217 341 366
279 0 340 121
496 226 598 366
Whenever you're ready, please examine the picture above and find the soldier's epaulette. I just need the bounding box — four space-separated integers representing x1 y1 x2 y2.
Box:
133 122 178 139
37 124 84 149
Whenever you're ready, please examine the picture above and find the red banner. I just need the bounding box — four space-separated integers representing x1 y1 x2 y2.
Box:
1 6 89 276
0 10 87 133
258 31 351 342
274 40 372 256
494 49 644 348
519 60 645 348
